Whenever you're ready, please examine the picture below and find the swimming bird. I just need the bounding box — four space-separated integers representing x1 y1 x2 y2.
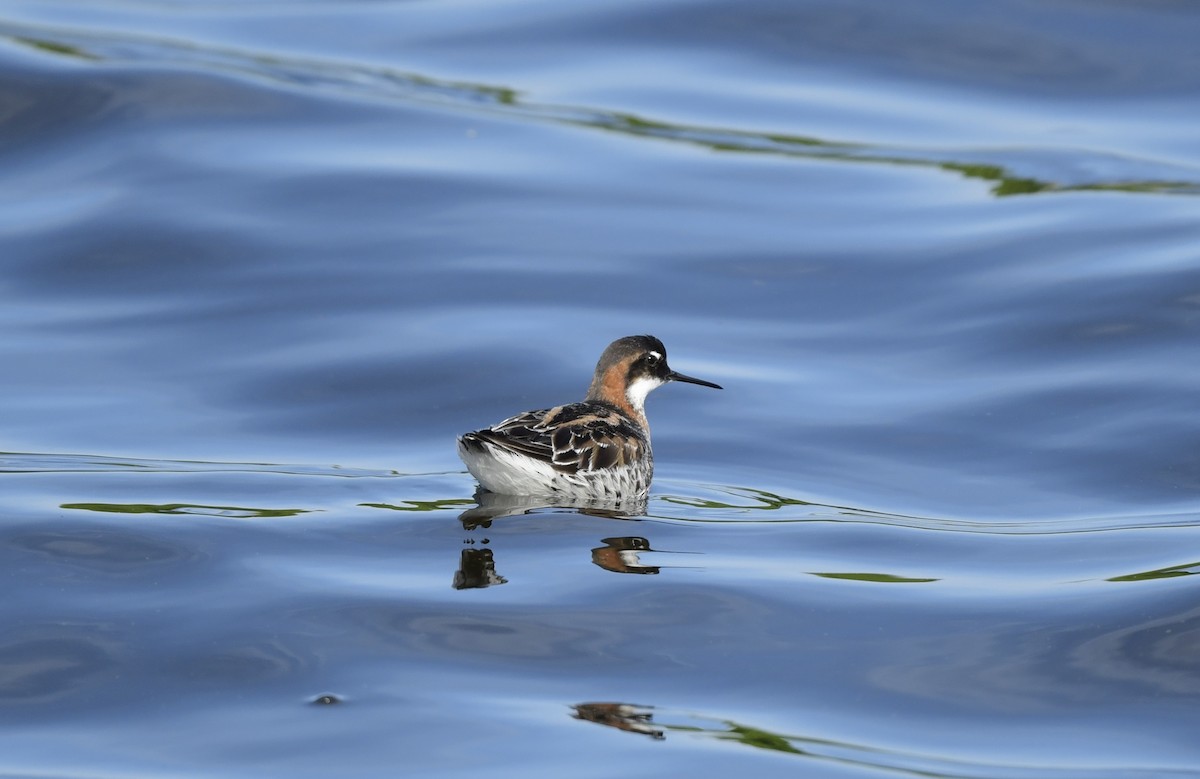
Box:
457 335 721 498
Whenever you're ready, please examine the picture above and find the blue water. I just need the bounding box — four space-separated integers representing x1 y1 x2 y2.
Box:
3 0 1200 776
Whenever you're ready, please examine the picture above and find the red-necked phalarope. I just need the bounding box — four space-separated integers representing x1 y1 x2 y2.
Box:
457 335 722 498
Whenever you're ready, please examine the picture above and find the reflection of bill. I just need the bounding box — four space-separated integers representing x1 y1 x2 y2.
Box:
452 548 507 590
572 702 664 740
591 537 660 575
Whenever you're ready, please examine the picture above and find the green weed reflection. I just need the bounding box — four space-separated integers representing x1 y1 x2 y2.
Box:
709 724 805 755
61 502 310 518
657 486 915 526
661 487 813 511
1109 562 1200 582
572 701 1060 776
812 571 938 583
10 36 99 60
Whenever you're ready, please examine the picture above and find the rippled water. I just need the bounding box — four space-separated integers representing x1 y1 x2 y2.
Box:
3 0 1200 776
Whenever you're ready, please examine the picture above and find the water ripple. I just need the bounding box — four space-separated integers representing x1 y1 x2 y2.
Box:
654 484 1200 534
7 451 1198 535
3 20 1197 197
0 450 400 478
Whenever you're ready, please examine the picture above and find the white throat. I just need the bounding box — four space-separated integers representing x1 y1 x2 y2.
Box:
625 376 665 414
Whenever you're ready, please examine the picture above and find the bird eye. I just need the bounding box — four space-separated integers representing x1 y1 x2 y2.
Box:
645 351 662 366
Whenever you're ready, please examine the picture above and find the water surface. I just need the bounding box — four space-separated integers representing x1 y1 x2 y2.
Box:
2 0 1200 776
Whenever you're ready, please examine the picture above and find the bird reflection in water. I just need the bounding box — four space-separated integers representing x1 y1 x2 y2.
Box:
455 492 699 587
458 489 648 530
591 536 659 575
452 548 507 590
572 702 664 740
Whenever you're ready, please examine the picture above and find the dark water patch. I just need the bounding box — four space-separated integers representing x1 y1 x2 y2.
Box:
10 528 184 569
218 351 496 444
0 627 120 707
866 599 1200 711
165 640 314 687
448 0 1200 98
1 520 214 596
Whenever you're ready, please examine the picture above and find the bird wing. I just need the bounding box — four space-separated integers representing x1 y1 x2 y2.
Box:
469 404 645 475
